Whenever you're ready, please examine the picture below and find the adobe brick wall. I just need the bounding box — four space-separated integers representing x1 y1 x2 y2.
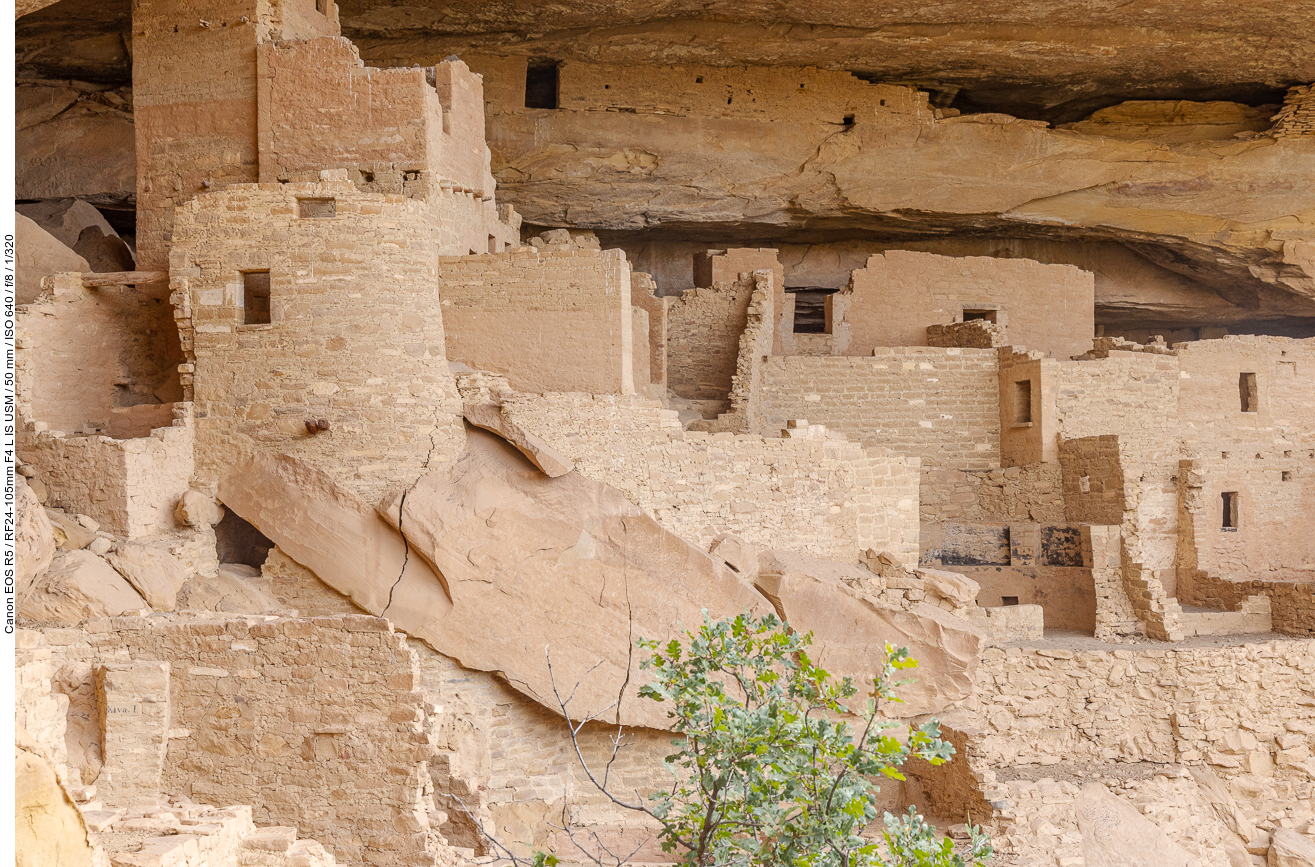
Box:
758 349 1001 470
830 251 1094 361
440 247 636 395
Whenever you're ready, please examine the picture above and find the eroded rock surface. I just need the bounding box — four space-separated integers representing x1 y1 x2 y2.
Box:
21 549 148 624
379 427 770 728
754 550 985 716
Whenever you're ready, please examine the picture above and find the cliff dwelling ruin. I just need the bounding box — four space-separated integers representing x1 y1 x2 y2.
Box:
9 1 1315 865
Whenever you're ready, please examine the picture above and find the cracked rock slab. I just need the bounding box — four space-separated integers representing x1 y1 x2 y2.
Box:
754 550 985 717
379 427 770 728
462 403 574 477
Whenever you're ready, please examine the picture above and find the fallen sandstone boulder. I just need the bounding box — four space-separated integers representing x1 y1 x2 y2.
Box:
216 453 453 636
16 478 55 601
1269 829 1315 867
462 403 574 477
21 549 148 624
1076 782 1202 867
106 543 188 611
754 550 986 717
15 727 97 867
378 427 770 728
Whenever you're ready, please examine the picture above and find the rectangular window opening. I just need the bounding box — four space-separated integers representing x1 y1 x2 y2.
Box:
242 271 271 325
1001 596 1020 606
1013 379 1033 425
525 63 559 109
487 235 499 253
1282 471 1293 482
315 0 328 14
963 308 997 323
789 287 839 334
1221 491 1239 529
298 197 336 218
1239 372 1258 412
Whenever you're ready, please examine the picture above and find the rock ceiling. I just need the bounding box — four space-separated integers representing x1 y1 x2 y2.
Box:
19 0 1315 120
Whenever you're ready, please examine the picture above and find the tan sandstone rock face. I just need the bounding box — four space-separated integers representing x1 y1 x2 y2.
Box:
462 403 575 477
1076 782 1202 867
106 543 188 611
174 565 283 615
753 550 985 717
173 490 224 529
380 427 771 728
16 479 55 602
15 728 97 867
15 214 88 305
22 549 148 624
215 453 454 636
1269 829 1315 867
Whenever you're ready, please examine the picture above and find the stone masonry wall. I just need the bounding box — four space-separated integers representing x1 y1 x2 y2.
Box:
966 639 1315 770
132 0 341 269
666 277 754 400
1175 336 1315 450
1178 449 1315 583
830 251 1094 361
17 408 195 538
255 40 518 257
496 392 922 568
1058 436 1125 525
1056 351 1181 446
440 247 635 395
1271 84 1315 137
172 178 466 504
35 615 446 867
1185 571 1315 637
759 349 1001 470
18 274 182 434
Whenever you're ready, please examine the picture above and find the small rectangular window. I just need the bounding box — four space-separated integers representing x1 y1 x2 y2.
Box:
1282 471 1293 482
298 198 336 218
1239 372 1258 412
242 271 271 325
1221 491 1239 529
1001 596 1019 606
1013 379 1033 424
525 63 559 109
488 234 499 254
963 308 997 323
315 0 328 13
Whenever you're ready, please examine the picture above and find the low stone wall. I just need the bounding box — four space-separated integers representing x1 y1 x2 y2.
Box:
498 391 922 568
1185 571 1315 637
33 615 446 867
17 407 195 538
967 640 1315 769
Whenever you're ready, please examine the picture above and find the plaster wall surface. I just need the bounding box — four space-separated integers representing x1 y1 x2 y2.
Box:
440 247 635 395
831 250 1095 361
